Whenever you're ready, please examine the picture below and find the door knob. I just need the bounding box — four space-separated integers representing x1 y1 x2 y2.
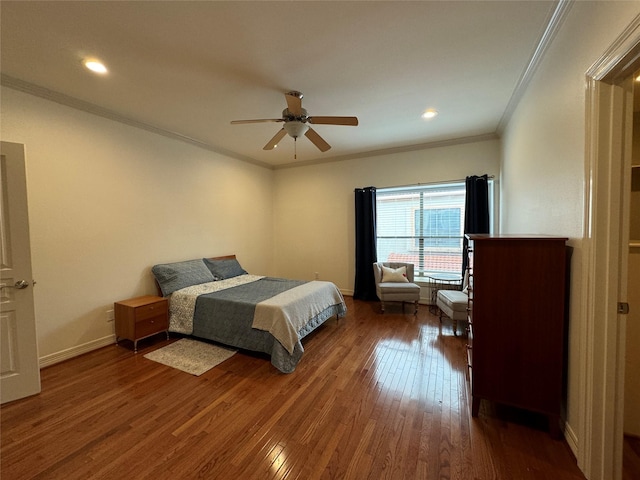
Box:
0 280 30 290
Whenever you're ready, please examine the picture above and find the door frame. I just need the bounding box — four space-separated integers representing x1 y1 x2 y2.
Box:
582 15 640 480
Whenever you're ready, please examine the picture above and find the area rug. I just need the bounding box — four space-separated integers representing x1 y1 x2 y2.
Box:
143 338 237 376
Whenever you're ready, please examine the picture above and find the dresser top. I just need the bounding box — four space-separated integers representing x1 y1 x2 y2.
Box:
466 234 568 241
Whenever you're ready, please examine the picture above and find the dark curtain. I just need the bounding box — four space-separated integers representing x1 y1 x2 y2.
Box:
353 186 378 300
462 175 490 275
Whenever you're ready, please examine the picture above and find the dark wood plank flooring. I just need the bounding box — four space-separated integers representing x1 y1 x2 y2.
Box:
1 297 587 479
624 435 640 480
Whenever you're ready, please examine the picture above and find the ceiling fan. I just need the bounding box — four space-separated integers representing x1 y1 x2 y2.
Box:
231 91 358 155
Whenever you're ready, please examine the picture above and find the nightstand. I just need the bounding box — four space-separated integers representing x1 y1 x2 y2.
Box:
114 295 169 352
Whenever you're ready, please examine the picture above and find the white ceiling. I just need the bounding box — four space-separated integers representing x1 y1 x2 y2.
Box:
0 1 558 168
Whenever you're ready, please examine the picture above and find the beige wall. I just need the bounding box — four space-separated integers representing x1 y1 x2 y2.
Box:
273 139 500 293
1 87 275 361
500 0 640 461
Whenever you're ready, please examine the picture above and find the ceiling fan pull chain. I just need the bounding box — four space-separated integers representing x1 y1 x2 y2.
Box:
294 137 297 160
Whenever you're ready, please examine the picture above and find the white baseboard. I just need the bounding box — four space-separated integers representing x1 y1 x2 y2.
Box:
39 334 116 368
564 421 579 458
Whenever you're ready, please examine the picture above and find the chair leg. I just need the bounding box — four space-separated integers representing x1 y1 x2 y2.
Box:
381 302 385 313
414 301 418 315
453 318 458 336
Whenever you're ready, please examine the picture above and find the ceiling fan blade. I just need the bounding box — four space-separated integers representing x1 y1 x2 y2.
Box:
308 116 359 126
285 91 303 116
263 128 287 150
231 119 283 124
305 128 331 152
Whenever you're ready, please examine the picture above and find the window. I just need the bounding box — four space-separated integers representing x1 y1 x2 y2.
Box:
414 208 461 248
376 181 492 279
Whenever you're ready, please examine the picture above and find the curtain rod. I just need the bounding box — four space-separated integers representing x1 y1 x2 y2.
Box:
376 175 495 191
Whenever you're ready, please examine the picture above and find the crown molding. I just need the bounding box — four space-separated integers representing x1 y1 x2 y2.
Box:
0 74 271 169
2 73 500 171
497 0 574 134
273 133 500 170
586 13 640 83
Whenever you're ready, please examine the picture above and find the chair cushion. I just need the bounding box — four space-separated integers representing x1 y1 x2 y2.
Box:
437 289 468 313
379 282 421 295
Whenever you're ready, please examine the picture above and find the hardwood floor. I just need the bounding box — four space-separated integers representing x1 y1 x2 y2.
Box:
1 297 586 480
624 435 640 480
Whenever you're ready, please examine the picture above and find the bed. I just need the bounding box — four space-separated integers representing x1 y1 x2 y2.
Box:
152 255 347 373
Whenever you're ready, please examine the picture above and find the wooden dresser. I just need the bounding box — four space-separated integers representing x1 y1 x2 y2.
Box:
466 234 568 437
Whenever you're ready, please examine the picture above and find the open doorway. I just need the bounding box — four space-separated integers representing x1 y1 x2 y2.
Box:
583 22 640 479
623 70 640 480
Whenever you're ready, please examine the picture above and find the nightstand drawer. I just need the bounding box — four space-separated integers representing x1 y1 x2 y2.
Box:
135 302 167 321
136 315 168 338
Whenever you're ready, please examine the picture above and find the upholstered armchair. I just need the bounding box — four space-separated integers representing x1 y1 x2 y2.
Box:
372 262 421 314
436 271 469 335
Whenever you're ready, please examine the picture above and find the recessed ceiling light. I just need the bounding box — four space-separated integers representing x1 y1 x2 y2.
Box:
83 59 108 74
422 108 438 119
635 74 640 82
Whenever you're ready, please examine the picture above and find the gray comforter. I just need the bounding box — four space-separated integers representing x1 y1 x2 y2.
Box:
169 276 346 373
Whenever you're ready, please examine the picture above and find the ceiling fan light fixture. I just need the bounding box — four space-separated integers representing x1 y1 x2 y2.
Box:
283 121 309 138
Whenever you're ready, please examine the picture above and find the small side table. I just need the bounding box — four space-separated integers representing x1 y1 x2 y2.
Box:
425 273 463 314
114 295 169 353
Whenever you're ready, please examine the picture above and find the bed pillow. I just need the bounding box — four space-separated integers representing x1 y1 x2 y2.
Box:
152 259 216 297
203 257 248 280
381 265 409 283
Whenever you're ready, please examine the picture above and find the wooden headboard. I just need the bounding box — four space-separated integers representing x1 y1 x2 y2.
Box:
208 254 237 261
154 254 237 297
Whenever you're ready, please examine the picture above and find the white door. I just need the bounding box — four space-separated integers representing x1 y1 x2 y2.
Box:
1 141 40 404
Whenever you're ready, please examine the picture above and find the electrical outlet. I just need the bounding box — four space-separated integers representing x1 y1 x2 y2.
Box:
314 272 319 280
106 309 114 322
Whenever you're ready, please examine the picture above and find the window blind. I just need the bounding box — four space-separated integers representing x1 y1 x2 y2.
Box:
376 182 470 278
